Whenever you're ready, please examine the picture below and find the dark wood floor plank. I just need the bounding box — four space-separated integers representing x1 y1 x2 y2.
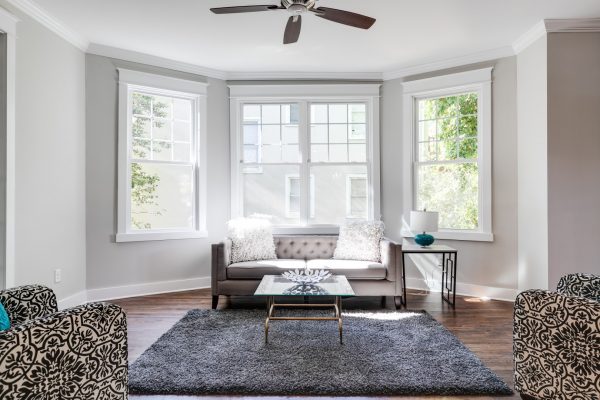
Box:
112 288 518 399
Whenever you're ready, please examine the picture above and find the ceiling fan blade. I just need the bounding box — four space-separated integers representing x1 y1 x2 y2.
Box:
283 15 302 44
312 7 376 29
210 5 282 14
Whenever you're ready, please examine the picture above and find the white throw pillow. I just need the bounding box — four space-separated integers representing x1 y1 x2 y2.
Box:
227 218 277 263
333 221 385 262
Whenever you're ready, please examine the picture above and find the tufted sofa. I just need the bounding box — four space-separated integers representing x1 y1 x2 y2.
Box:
211 235 403 309
513 274 600 399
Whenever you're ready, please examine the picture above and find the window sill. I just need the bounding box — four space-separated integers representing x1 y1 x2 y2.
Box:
401 229 494 242
116 230 208 243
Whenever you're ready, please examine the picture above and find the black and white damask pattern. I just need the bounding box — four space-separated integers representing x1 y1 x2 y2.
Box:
0 286 128 399
0 285 58 325
557 274 600 303
514 289 600 399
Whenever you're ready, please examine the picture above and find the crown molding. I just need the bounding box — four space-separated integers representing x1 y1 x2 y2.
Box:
87 43 228 80
4 0 88 51
0 7 19 34
382 46 513 81
545 18 600 32
226 70 383 81
512 20 547 54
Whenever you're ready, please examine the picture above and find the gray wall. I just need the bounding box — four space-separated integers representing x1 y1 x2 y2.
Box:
0 2 87 300
547 32 600 288
382 57 519 294
0 33 6 289
516 36 549 291
85 54 229 291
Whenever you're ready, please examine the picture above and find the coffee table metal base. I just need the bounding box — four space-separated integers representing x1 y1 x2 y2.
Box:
264 296 343 344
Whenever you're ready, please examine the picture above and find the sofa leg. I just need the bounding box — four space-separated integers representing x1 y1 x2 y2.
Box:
381 296 386 308
394 296 402 310
212 295 219 310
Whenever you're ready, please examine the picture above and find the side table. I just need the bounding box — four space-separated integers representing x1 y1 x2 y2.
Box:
400 244 458 308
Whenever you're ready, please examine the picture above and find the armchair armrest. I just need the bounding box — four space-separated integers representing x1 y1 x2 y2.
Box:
212 238 232 292
380 237 400 282
557 273 600 302
0 302 128 399
0 285 58 326
513 290 600 399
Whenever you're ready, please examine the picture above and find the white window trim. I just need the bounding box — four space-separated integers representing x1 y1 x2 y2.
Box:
285 174 315 219
345 174 368 219
116 68 209 242
401 68 494 242
229 84 381 235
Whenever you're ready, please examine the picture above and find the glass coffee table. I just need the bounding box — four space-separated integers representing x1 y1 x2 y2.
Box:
254 275 355 344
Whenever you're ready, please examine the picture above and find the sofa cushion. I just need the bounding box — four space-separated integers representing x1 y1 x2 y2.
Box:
227 259 306 279
306 259 386 280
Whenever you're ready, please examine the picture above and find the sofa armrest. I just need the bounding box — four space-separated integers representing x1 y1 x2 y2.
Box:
557 273 600 302
0 302 128 399
212 239 231 291
0 285 58 326
380 238 399 282
513 290 600 398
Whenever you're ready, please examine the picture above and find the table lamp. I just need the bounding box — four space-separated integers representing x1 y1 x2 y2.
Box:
410 210 439 247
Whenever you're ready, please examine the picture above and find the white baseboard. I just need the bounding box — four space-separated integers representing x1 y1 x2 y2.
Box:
86 276 211 303
406 277 518 302
57 290 88 310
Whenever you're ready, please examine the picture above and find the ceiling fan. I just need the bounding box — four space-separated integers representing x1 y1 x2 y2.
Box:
210 0 376 44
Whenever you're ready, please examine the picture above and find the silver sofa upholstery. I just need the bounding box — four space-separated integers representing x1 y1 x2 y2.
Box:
211 235 403 309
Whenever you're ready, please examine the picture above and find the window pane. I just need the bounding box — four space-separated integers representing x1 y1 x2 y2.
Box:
350 197 367 218
173 143 191 162
244 145 258 163
329 104 347 123
243 164 301 225
243 125 259 145
262 145 282 163
349 104 366 123
243 105 261 123
262 105 280 124
173 98 192 120
311 125 328 143
418 99 436 120
132 139 151 159
153 120 171 141
459 93 478 115
330 144 348 162
282 104 299 124
459 138 478 159
418 141 436 162
309 165 368 225
349 144 366 162
130 162 194 230
311 104 328 123
418 120 436 142
438 140 458 161
351 178 367 196
329 125 347 143
282 145 300 163
416 163 479 230
152 96 172 119
282 125 298 144
311 144 328 162
174 121 191 142
261 125 280 145
459 116 477 137
132 93 152 116
349 124 366 142
152 141 172 161
289 178 300 196
436 96 457 119
132 117 151 139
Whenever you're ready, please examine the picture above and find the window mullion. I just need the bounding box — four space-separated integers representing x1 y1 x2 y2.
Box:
299 101 310 224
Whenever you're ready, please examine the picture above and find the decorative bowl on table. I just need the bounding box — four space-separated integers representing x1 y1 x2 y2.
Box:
281 269 332 284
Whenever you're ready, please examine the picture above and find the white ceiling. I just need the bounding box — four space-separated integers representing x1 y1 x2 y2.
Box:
27 0 600 75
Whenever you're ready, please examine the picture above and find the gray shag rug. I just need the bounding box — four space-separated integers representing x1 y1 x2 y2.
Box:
129 309 512 396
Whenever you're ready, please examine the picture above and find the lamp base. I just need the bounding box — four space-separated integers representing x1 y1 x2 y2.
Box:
415 233 435 247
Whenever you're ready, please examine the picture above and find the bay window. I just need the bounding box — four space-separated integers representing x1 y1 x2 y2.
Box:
230 84 380 233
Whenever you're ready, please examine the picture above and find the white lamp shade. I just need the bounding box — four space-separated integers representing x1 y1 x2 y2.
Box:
410 210 439 233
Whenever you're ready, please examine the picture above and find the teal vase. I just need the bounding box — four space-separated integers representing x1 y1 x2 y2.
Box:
415 233 435 247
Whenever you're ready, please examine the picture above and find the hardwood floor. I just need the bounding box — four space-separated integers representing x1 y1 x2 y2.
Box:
113 289 518 400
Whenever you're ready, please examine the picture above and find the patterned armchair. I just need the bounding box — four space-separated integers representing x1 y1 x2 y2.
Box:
0 285 128 399
514 274 600 399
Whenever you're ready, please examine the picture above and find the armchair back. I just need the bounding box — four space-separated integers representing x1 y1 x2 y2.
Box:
0 285 58 326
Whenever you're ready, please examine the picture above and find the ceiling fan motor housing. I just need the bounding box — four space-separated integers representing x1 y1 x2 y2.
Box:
282 0 316 15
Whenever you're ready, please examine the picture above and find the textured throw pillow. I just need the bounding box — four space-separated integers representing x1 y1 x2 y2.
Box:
334 221 385 262
227 217 277 263
0 303 10 331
